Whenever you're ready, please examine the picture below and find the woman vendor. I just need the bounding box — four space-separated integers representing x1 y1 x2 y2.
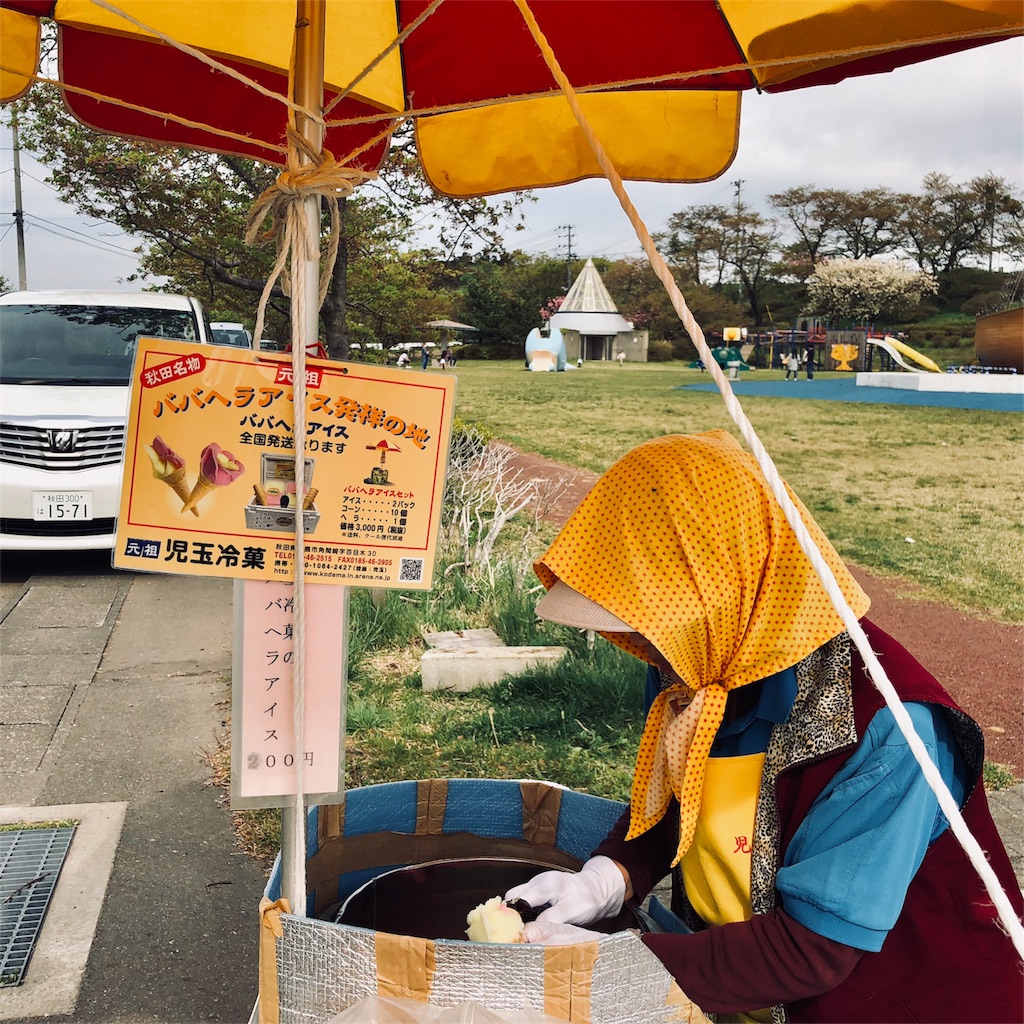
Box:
506 431 1022 1023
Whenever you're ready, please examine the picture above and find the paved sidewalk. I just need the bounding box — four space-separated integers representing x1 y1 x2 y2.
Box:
1 571 265 1024
1 569 1021 1023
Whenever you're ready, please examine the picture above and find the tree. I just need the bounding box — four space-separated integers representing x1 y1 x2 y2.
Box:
660 204 733 287
768 186 846 276
602 258 745 357
900 173 1023 275
8 88 530 355
725 209 780 324
460 254 557 345
803 258 937 325
829 188 903 260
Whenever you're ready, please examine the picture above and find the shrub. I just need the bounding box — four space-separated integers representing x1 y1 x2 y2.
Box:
805 259 937 323
962 291 1006 316
647 339 674 361
454 342 523 361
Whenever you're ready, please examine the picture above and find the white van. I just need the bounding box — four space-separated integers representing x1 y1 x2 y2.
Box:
209 321 253 348
0 290 211 551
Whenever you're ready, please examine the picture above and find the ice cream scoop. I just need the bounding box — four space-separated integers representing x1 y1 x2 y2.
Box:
199 443 245 486
465 897 525 943
145 435 198 517
181 443 244 514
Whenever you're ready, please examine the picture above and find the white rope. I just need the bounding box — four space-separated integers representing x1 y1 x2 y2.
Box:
513 0 1024 959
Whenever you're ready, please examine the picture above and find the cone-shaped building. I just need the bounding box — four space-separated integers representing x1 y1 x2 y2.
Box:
548 259 648 363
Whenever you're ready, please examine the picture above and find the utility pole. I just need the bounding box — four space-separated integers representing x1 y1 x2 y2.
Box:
11 108 28 290
558 223 577 291
731 179 745 308
732 178 745 217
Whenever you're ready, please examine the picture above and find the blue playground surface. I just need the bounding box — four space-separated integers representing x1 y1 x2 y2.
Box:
679 376 1023 412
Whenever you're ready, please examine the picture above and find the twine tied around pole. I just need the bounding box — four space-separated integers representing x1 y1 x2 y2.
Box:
244 129 374 345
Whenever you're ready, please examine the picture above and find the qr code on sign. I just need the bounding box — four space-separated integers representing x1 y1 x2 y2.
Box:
399 557 424 582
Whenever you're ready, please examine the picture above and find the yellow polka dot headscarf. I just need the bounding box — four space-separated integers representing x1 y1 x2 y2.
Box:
534 431 869 865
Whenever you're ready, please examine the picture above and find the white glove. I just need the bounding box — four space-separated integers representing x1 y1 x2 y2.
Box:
504 855 626 926
522 920 603 946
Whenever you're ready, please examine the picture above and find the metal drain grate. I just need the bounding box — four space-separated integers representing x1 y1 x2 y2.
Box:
0 826 76 987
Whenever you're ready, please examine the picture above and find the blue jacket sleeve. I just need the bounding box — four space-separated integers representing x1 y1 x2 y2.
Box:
776 701 965 951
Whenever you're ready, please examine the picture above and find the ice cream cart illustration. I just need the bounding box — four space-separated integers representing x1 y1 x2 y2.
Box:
245 454 320 534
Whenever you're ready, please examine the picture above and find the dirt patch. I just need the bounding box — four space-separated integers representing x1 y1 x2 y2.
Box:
507 448 1023 771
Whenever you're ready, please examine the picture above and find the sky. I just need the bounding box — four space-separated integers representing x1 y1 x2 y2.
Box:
1 36 1022 292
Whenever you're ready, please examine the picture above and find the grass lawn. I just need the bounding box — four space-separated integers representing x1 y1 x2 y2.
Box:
218 361 1022 867
449 361 1024 623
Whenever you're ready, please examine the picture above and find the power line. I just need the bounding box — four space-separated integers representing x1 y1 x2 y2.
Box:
22 213 140 254
19 216 142 260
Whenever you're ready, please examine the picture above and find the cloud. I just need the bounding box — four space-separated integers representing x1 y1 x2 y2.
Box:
516 38 1024 260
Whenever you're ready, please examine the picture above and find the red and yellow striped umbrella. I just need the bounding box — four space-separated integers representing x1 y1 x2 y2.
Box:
3 0 1020 195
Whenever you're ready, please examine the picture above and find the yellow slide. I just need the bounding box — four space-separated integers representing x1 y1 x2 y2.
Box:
883 336 942 373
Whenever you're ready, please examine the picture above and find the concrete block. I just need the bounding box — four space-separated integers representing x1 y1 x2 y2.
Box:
422 628 505 651
421 645 568 692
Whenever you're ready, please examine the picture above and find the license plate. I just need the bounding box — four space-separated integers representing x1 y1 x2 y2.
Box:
32 492 93 521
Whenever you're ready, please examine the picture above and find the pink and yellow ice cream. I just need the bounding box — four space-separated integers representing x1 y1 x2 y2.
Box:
465 897 525 943
144 436 198 517
181 443 244 514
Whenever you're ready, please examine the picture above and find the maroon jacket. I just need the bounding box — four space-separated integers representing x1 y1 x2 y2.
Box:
783 622 1023 1023
598 621 1023 1023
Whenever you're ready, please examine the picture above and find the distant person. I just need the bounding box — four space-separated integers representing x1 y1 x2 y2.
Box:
803 348 815 380
577 356 584 368
786 351 800 380
421 344 431 370
396 351 410 369
617 350 626 367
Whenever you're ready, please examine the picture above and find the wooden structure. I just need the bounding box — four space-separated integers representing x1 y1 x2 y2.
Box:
975 307 1024 373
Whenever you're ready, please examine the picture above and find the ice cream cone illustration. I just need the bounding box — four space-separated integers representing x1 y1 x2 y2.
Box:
145 436 198 517
181 443 244 514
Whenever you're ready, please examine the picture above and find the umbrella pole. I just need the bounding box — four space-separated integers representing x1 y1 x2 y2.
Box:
280 0 330 920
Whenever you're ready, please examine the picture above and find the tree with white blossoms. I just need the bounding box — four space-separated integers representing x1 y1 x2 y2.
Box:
803 258 937 325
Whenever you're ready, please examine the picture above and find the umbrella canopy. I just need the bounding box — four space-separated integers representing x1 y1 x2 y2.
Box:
424 319 478 331
2 1 1021 195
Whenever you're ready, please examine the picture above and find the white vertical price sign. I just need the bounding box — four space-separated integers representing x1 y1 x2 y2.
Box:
230 579 347 808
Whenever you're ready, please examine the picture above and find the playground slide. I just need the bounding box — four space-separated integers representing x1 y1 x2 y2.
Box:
867 335 941 373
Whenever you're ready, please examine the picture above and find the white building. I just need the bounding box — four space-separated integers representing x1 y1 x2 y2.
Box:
548 258 649 363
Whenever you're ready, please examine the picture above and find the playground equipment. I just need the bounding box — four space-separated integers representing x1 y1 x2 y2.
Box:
690 345 750 376
525 324 567 371
866 335 941 373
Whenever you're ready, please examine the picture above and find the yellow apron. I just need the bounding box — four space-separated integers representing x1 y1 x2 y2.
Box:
681 752 770 1024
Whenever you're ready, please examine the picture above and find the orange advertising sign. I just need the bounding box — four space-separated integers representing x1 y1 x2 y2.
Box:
114 340 455 588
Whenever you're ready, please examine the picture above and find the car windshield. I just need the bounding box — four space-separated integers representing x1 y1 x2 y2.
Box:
0 304 199 385
211 329 250 347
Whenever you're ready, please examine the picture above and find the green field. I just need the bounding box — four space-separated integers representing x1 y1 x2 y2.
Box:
449 361 1024 623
